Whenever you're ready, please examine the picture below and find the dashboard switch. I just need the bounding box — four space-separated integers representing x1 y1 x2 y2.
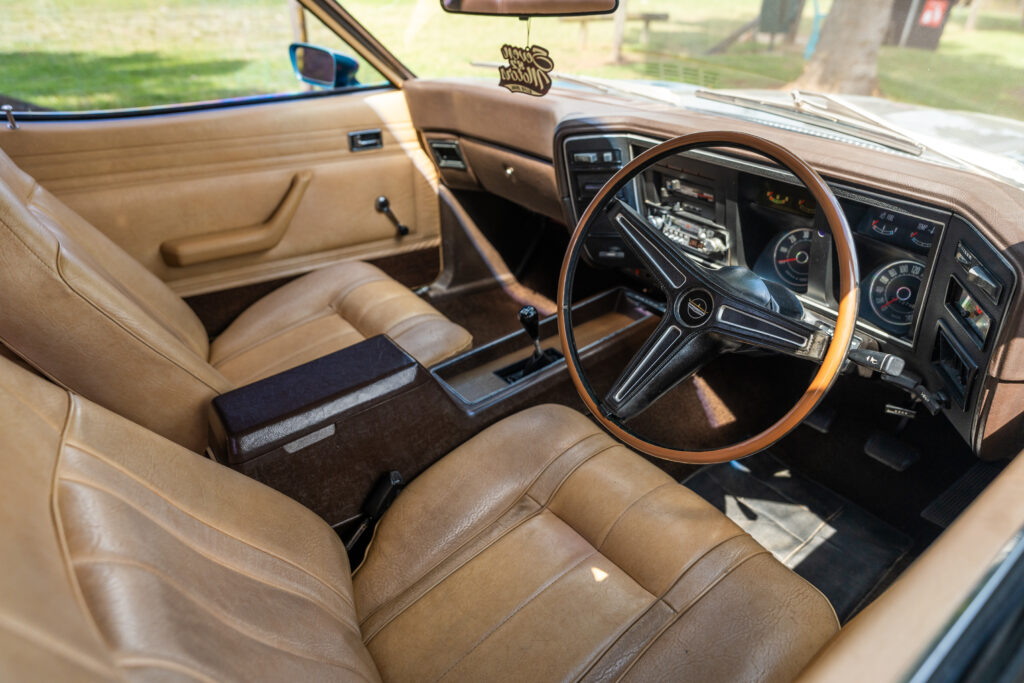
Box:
955 241 1002 303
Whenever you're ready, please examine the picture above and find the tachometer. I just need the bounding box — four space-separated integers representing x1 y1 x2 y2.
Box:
868 260 925 328
773 228 812 290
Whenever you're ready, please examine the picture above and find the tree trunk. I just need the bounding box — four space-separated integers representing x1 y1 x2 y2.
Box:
965 0 984 31
612 0 627 64
794 0 897 95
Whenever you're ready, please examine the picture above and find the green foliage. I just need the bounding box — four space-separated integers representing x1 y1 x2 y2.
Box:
1 0 1021 120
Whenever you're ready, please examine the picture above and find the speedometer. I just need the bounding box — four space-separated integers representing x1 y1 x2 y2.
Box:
772 228 812 290
868 260 925 328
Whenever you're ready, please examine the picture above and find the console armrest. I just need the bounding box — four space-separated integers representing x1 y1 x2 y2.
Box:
209 335 421 465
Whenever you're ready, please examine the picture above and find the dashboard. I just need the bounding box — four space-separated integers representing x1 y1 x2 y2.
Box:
561 133 1017 449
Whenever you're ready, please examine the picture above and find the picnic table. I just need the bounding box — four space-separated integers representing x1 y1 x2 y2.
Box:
560 12 670 49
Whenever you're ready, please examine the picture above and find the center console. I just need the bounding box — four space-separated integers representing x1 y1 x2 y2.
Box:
208 288 654 535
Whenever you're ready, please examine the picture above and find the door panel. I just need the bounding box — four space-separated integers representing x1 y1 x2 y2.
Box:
0 90 439 296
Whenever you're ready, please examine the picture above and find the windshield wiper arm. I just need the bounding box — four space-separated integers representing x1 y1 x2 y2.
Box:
696 89 926 156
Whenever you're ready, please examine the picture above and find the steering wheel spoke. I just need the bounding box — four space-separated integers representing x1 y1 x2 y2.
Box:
711 300 830 361
603 318 717 420
607 198 692 292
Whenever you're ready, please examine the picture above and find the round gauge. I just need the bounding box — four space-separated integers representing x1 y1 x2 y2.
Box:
868 260 926 328
909 222 935 249
869 213 898 236
773 228 812 289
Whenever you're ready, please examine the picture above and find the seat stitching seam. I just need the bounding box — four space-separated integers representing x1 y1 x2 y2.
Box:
355 431 609 623
60 474 357 621
53 245 224 392
361 506 547 644
49 394 119 662
0 612 116 678
354 430 601 586
436 551 600 681
211 309 345 366
612 550 770 682
328 273 390 310
341 291 414 335
117 656 218 683
361 438 618 641
575 532 749 681
540 442 620 509
596 482 676 551
383 311 446 333
60 442 356 610
0 211 218 391
74 556 372 678
60 478 357 628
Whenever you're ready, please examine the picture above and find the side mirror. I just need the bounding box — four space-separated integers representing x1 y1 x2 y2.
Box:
289 43 360 88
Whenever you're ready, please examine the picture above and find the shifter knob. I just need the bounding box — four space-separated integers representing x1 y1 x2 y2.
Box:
518 306 543 360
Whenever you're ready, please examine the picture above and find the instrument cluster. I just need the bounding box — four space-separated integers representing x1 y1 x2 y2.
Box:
750 180 945 341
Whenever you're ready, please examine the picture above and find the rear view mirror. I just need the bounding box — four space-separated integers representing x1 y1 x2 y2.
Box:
440 0 617 17
289 43 360 88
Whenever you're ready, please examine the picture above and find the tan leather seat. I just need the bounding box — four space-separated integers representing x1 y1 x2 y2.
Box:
0 355 838 682
0 148 470 451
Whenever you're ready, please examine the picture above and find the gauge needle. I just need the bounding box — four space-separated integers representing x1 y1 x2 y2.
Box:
777 257 800 263
911 231 919 238
880 297 899 309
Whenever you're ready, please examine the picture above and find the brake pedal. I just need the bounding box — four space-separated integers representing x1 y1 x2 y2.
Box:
864 431 921 472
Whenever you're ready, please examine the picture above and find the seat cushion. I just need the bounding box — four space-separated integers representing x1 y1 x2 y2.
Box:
0 355 380 682
354 404 839 682
209 260 472 385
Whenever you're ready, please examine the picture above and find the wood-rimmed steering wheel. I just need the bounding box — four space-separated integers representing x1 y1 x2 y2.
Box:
558 131 860 464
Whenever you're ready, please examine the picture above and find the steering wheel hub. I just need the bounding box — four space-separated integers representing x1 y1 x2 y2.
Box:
679 289 714 326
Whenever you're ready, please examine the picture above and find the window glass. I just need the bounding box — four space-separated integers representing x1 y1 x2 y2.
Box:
1 0 387 113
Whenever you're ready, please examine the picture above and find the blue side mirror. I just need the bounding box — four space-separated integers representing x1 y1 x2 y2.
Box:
289 42 360 88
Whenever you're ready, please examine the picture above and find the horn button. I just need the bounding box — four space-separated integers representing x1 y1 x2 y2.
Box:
677 289 714 327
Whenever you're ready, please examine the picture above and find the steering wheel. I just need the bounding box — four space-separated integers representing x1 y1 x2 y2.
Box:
558 132 860 464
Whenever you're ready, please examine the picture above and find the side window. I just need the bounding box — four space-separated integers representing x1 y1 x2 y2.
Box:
1 1 388 114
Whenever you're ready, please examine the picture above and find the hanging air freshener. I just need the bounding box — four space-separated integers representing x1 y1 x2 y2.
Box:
498 19 554 97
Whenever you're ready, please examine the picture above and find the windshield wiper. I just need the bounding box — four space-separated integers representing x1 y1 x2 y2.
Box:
696 89 927 156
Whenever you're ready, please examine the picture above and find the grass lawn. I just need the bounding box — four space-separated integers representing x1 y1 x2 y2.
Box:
2 0 1023 120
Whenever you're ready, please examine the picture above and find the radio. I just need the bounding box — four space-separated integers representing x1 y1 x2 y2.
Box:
648 210 729 261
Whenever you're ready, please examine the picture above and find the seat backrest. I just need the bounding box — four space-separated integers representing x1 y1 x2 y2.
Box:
0 147 231 451
0 354 380 682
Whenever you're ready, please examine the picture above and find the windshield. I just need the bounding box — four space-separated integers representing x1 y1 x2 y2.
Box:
345 0 1024 181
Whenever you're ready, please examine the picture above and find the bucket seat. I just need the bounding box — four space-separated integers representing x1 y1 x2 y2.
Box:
0 355 838 681
0 148 471 452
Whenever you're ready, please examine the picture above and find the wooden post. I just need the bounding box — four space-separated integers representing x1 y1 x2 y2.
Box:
289 0 308 43
612 1 627 63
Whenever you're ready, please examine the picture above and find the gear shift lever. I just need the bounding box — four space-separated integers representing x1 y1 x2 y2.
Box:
519 306 543 360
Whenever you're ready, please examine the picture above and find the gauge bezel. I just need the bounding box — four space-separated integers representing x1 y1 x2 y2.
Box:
867 259 926 328
772 227 813 290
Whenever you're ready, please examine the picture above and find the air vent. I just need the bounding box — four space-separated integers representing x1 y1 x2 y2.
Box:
428 140 466 170
933 325 976 409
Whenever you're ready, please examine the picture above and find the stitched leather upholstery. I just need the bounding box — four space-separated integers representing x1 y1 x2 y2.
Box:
355 404 839 681
0 355 837 681
210 261 471 385
0 148 470 451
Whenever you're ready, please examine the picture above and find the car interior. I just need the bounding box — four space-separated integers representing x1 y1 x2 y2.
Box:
3 0 1024 681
